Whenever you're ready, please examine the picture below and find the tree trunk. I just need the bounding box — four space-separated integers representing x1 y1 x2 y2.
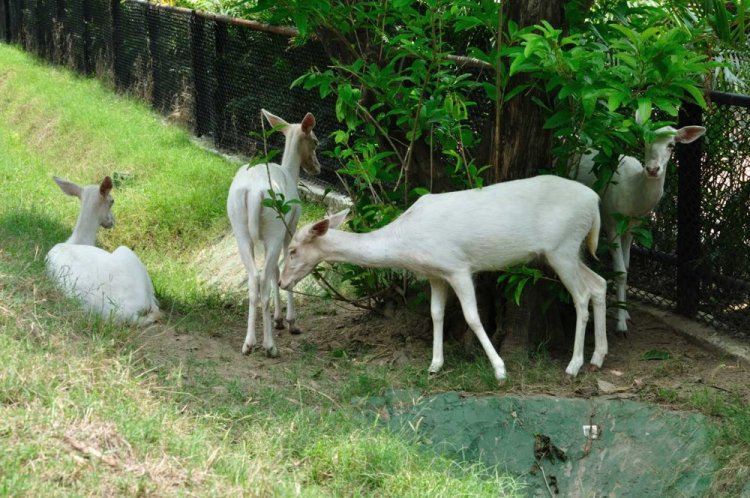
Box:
446 0 574 361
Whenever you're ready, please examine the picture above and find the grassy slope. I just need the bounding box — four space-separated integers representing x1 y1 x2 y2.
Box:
0 44 524 496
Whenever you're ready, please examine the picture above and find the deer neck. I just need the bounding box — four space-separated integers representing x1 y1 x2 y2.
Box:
66 209 99 246
320 228 405 269
279 130 302 185
633 170 667 214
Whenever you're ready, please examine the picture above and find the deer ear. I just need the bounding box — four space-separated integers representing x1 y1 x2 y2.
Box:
301 112 316 134
675 126 706 144
53 176 82 198
261 109 289 135
328 209 349 230
309 218 330 238
99 176 113 197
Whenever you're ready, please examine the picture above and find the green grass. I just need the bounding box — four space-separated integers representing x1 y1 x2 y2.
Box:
689 389 750 494
0 44 525 496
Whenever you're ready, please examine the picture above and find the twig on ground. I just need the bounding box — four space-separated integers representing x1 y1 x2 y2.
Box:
539 464 555 498
64 435 121 469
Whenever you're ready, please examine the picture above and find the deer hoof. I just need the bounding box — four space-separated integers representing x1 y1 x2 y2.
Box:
265 346 279 358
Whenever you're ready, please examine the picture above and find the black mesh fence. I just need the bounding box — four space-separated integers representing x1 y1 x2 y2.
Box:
1 0 748 335
2 0 339 180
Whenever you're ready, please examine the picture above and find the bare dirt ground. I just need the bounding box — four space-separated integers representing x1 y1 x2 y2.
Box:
136 296 750 404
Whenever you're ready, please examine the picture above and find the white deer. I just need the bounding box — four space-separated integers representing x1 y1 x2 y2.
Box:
574 118 706 334
279 175 607 381
45 176 161 325
227 109 320 357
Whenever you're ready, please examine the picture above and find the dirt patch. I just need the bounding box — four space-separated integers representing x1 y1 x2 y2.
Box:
137 293 749 403
61 418 204 493
167 230 749 401
138 299 432 389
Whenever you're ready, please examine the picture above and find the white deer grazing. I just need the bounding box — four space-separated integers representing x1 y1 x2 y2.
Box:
45 176 161 325
227 109 321 357
279 175 607 381
574 120 706 334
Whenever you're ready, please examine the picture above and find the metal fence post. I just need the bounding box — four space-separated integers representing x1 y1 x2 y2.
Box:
190 11 211 138
676 101 704 317
110 0 122 87
54 0 65 63
212 20 228 147
82 0 92 73
146 2 158 105
2 0 11 42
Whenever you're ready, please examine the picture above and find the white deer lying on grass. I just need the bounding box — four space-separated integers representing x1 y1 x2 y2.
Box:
279 175 607 382
227 109 321 357
574 117 706 334
45 176 161 325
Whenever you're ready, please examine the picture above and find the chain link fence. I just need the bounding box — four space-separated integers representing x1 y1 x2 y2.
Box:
1 0 748 336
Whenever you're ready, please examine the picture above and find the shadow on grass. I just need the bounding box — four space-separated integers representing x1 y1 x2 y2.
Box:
0 207 68 266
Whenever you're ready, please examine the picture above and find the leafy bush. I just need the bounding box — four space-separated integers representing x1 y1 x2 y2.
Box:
246 0 739 306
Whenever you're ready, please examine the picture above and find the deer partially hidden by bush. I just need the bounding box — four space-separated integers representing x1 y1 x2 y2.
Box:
280 175 608 382
46 176 161 325
573 116 706 335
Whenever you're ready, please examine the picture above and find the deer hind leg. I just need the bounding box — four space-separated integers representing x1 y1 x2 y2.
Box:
230 217 259 355
261 237 285 358
580 262 608 369
547 251 592 377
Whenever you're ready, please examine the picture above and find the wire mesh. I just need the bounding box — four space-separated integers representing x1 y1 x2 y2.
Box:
0 0 747 336
115 0 148 94
0 0 7 42
698 98 750 334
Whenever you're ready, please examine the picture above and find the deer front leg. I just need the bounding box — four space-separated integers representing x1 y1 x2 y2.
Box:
428 278 450 376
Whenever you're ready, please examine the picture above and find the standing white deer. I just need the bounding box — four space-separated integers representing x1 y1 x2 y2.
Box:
574 119 706 334
46 176 161 325
279 175 607 381
227 109 321 357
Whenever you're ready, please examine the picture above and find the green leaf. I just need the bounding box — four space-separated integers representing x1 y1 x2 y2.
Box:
675 82 707 109
641 350 671 361
609 23 639 44
613 52 638 68
607 91 627 112
543 110 571 130
582 93 597 117
637 98 652 123
503 83 530 102
513 278 529 305
509 54 534 77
